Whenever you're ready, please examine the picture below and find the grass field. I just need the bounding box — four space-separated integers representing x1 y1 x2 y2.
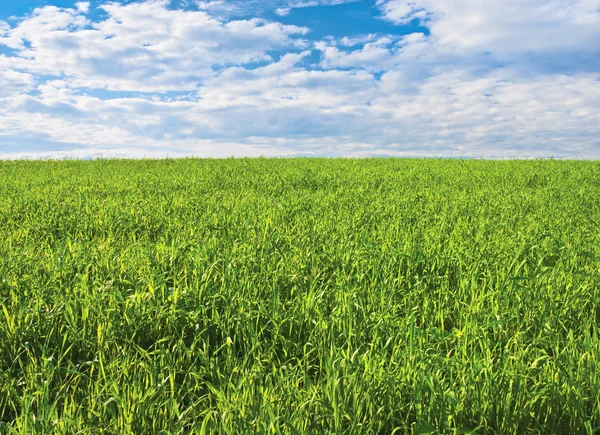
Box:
0 158 599 434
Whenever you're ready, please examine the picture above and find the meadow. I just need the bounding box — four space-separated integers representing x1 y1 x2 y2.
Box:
0 158 599 434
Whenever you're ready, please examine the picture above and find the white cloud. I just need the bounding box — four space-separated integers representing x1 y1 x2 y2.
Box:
289 1 319 6
196 0 238 13
318 37 395 70
75 2 90 13
377 0 600 55
0 1 308 91
0 0 598 159
0 69 35 97
376 0 430 25
340 34 378 47
296 0 358 5
196 0 227 8
2 62 598 158
280 0 358 14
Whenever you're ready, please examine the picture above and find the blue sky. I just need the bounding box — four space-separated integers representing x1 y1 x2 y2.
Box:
0 0 598 159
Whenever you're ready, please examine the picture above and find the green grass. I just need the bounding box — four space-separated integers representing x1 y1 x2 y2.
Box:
0 158 599 434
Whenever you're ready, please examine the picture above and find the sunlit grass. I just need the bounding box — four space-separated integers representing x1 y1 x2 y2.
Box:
0 158 599 434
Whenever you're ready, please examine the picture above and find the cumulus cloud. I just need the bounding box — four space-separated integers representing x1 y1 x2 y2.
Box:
0 69 35 97
377 0 600 55
2 63 597 159
75 2 90 13
317 37 396 70
0 0 598 159
0 1 308 91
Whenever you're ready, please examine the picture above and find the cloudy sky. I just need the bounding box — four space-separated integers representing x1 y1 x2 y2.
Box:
0 0 598 159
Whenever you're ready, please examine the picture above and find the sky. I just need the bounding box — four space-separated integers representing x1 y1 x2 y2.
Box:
0 0 598 159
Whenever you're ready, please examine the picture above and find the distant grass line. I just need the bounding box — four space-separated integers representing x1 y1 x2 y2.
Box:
0 158 599 434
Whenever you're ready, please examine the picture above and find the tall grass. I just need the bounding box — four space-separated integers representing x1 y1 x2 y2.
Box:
0 158 599 434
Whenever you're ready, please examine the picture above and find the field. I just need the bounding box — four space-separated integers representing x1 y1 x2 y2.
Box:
0 158 599 434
